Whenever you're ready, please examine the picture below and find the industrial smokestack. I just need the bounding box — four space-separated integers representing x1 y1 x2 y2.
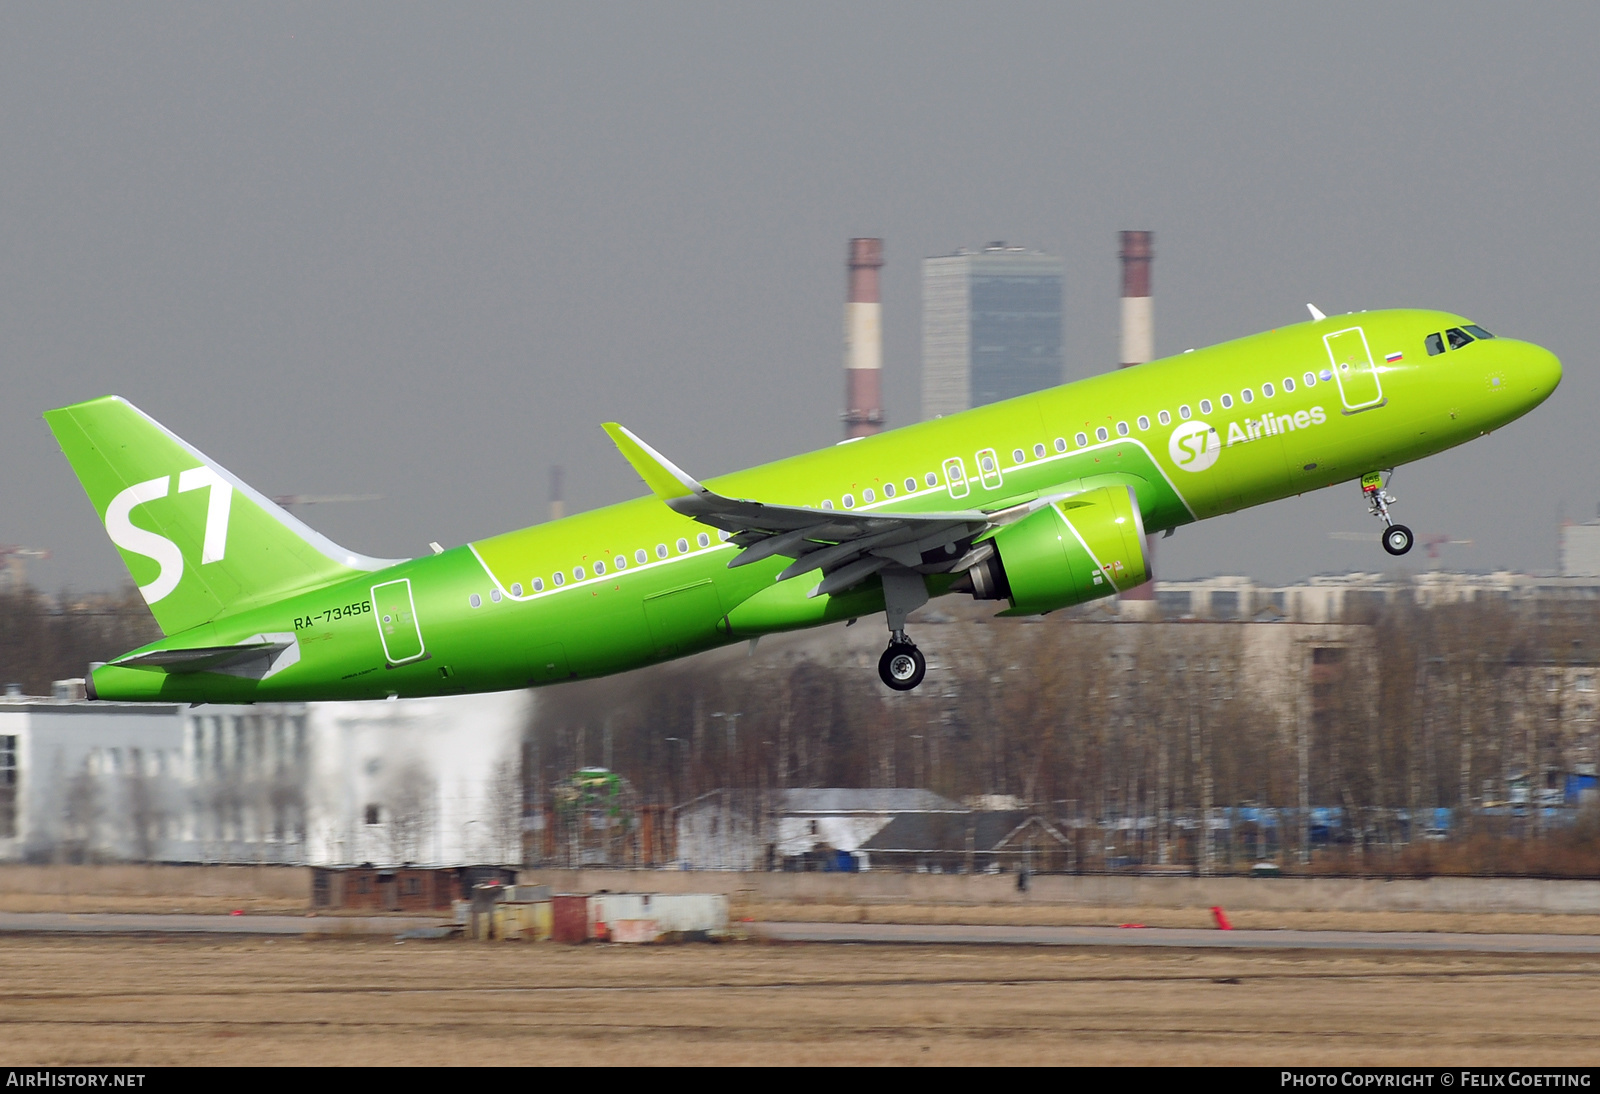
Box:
843 238 885 439
1118 231 1153 369
548 465 564 522
1118 231 1157 604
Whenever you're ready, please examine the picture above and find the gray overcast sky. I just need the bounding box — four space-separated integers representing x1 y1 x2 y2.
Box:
4 2 1597 591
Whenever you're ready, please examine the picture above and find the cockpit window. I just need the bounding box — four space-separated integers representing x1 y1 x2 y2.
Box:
1425 333 1445 356
1463 324 1495 340
1446 327 1474 350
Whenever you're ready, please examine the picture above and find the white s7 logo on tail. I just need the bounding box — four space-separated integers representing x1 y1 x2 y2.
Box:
105 467 233 605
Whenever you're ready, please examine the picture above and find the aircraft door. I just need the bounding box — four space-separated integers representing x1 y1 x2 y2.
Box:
975 448 1003 490
1323 327 1385 411
371 578 426 664
943 457 971 499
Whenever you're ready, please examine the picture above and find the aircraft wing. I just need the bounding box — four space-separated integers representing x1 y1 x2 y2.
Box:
603 423 1069 597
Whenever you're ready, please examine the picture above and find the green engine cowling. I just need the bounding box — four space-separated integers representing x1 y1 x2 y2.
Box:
960 485 1151 615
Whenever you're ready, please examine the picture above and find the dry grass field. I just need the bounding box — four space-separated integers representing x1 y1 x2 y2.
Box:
0 935 1597 1066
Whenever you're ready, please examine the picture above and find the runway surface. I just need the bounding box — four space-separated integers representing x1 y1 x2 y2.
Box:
7 912 1600 953
755 920 1600 953
0 911 451 936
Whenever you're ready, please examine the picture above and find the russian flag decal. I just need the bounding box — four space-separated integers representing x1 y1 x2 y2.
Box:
1384 351 1404 363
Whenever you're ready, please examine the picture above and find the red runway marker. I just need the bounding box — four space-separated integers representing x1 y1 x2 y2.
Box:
1210 906 1233 930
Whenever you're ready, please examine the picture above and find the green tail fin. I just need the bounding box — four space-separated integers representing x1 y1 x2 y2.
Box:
44 396 405 636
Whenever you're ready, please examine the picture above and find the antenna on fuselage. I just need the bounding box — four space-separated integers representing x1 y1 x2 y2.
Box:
1307 303 1326 321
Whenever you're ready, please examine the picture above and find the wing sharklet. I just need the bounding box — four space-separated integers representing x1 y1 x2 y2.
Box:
601 422 706 504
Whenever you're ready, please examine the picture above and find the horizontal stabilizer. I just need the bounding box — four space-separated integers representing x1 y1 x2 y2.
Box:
110 633 300 680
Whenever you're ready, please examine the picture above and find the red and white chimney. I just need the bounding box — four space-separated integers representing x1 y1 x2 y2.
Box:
1119 231 1153 369
843 238 885 439
1118 231 1157 603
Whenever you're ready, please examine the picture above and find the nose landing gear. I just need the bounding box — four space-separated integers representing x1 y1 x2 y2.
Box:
1362 471 1414 556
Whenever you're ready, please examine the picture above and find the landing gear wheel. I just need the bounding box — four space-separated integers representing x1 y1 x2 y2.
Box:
878 642 926 691
1382 524 1414 556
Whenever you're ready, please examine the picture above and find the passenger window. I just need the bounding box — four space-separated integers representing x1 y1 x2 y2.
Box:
1463 324 1495 340
1425 333 1445 356
1179 405 1191 420
1075 432 1088 446
490 588 501 602
1136 416 1149 431
677 538 689 553
1033 443 1046 458
511 583 523 597
593 560 605 575
553 572 564 587
1303 372 1317 386
1199 399 1212 414
1446 327 1474 350
884 483 895 498
925 472 939 487
905 477 917 492
656 544 668 559
821 499 834 510
1157 410 1171 425
574 566 585 580
863 488 875 502
470 594 482 608
1283 377 1295 392
1262 383 1274 398
636 549 648 565
843 494 855 508
533 578 545 592
980 455 995 473
1116 422 1129 436
1095 426 1109 442
1241 388 1254 404
697 532 710 548
615 555 627 570
1220 394 1233 409
1054 438 1066 453
1013 449 1025 464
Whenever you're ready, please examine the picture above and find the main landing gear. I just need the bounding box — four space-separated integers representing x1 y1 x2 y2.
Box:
878 568 931 692
1361 470 1414 556
879 635 927 691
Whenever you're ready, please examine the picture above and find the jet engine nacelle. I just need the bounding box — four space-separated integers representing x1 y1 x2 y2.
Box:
958 485 1151 615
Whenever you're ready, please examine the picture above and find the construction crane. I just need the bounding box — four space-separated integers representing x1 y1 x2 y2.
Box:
1330 532 1473 560
271 494 382 517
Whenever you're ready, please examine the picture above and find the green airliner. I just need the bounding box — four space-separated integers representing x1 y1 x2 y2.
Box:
45 307 1560 701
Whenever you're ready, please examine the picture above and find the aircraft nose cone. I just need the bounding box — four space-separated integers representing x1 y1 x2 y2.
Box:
1529 344 1563 397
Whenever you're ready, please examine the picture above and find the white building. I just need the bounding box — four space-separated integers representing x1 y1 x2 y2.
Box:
0 684 528 866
